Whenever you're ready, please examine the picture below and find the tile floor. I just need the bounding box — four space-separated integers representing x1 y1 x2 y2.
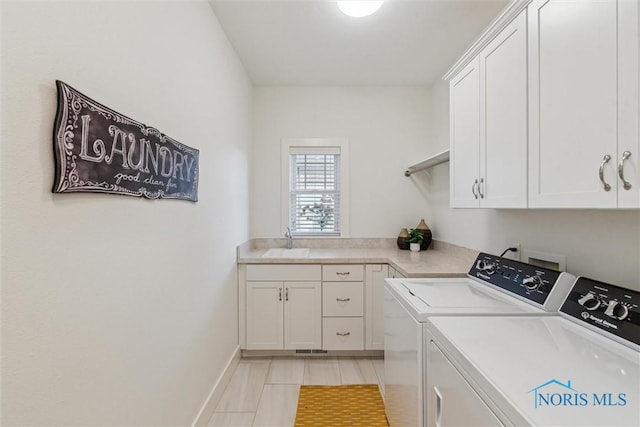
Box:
208 356 385 427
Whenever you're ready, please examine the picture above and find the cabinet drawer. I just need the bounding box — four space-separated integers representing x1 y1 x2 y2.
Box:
322 317 364 350
323 282 363 317
246 264 321 281
322 264 364 281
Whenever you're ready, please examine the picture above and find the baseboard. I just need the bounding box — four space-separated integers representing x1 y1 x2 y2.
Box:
191 345 241 427
242 349 384 358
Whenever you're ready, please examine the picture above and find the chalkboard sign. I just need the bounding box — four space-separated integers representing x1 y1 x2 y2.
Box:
52 81 199 201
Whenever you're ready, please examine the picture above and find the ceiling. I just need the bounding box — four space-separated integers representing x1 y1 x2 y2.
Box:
209 0 508 86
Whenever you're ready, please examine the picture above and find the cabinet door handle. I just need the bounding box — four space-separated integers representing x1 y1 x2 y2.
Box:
285 288 289 301
478 177 485 199
472 179 479 199
336 272 350 276
336 332 351 337
434 386 443 427
618 151 632 190
278 288 282 301
599 154 612 191
336 298 351 302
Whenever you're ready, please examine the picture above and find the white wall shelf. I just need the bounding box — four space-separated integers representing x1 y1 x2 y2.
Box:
404 149 450 177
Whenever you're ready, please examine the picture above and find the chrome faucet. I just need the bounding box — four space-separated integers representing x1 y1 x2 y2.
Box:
285 227 293 249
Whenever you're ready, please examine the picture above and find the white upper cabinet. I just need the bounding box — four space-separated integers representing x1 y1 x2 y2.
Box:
450 10 527 208
450 58 481 208
479 11 527 208
446 0 638 209
617 0 640 208
528 0 639 208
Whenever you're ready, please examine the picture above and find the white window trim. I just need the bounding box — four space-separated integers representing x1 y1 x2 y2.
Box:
281 138 350 238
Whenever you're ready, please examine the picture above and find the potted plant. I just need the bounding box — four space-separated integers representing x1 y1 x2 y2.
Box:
408 228 424 252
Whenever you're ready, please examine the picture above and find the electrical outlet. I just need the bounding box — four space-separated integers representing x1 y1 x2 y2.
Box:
509 243 521 260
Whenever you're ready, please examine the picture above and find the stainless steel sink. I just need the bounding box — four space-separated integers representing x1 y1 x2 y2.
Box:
262 248 310 258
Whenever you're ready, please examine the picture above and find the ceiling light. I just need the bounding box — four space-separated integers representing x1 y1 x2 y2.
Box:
337 1 384 18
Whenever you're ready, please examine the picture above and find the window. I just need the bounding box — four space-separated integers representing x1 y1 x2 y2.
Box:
281 139 349 237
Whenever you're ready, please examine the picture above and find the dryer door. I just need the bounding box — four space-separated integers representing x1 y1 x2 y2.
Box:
427 340 504 427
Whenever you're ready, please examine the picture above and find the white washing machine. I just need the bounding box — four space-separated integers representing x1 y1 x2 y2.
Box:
384 252 576 427
425 276 640 427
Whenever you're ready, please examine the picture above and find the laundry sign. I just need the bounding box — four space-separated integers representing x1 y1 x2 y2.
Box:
52 80 199 201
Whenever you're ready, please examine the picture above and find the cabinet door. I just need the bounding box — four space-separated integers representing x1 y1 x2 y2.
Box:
528 0 618 208
246 282 283 350
479 11 527 208
365 264 387 350
427 341 504 427
617 0 640 208
283 281 322 350
450 57 481 208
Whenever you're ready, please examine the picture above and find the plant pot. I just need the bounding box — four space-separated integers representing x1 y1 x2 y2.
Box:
397 228 410 250
415 219 433 250
410 243 421 252
419 229 432 250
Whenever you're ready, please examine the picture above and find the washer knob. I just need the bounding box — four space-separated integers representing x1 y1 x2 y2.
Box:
578 293 601 311
476 260 497 274
604 300 630 320
523 275 542 291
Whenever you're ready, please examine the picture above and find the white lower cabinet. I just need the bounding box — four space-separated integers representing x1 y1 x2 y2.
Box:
245 265 322 350
242 262 389 352
365 264 388 350
322 264 365 350
427 341 503 427
246 281 321 350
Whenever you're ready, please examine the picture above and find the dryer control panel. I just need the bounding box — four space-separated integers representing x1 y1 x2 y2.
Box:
468 253 573 311
560 277 640 347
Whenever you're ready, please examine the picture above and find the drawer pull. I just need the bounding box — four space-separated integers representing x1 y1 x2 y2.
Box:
336 298 351 302
336 272 350 276
336 332 351 337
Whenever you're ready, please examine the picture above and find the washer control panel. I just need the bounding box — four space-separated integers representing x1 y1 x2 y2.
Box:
560 277 640 346
469 252 564 307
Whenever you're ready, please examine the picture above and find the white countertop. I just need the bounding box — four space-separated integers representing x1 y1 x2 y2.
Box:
237 239 479 278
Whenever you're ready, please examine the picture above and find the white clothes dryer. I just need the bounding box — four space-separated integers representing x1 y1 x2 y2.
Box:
425 276 640 427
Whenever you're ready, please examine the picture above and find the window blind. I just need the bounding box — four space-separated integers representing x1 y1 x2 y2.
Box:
289 148 341 235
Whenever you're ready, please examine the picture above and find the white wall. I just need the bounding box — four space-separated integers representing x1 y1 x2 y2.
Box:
252 86 432 238
1 1 251 425
421 79 640 290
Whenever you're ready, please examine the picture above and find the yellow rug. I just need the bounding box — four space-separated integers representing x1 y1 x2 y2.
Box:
294 384 389 427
